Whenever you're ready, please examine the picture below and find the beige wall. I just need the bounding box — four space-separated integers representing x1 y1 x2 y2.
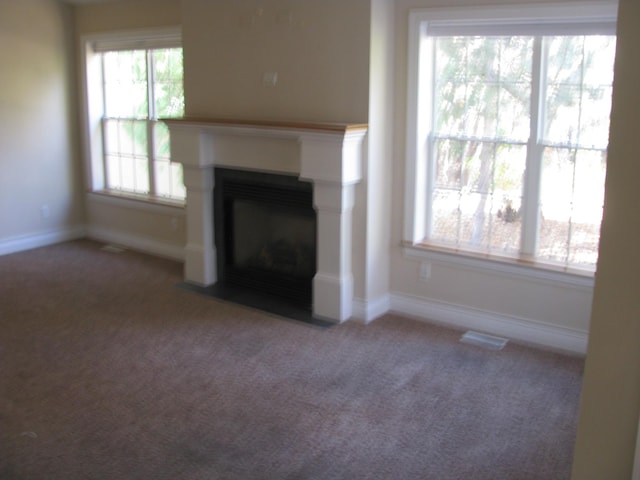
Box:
182 0 370 123
571 0 640 476
0 0 84 247
74 0 181 33
86 196 185 259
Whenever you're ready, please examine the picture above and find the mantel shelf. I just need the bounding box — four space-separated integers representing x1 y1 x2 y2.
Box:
162 117 368 135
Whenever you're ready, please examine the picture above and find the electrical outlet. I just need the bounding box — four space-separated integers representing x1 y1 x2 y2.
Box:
41 205 50 219
419 262 431 282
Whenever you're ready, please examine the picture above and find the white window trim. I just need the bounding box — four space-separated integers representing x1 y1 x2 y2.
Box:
78 26 183 206
404 1 618 279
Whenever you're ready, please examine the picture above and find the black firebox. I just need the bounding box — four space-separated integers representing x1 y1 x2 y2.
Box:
214 168 316 310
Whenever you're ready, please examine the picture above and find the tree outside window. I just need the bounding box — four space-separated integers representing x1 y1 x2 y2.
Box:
427 33 615 270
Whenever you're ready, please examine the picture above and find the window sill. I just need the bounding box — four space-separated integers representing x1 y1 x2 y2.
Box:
402 242 595 290
87 190 185 215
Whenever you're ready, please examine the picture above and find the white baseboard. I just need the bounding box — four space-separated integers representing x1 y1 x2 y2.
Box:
0 226 86 257
2 227 587 355
86 226 184 261
352 294 391 323
389 293 588 355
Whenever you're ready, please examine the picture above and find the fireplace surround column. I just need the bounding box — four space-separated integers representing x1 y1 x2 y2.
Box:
169 126 217 286
165 118 367 323
182 165 216 286
299 130 366 322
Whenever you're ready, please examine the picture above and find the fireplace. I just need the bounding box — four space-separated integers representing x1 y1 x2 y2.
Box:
214 168 316 309
164 117 367 322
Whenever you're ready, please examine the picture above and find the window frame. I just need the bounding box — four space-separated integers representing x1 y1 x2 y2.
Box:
79 27 185 206
404 2 618 278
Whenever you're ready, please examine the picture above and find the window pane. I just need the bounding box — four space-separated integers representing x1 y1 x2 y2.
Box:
105 155 121 191
151 51 185 199
106 154 150 196
431 139 525 253
154 121 171 160
542 36 616 149
153 122 185 199
103 119 149 194
170 162 186 199
434 36 532 141
538 147 606 267
435 138 463 189
103 50 148 118
133 156 150 193
431 189 461 244
155 159 186 199
98 43 184 201
421 26 614 270
152 48 184 118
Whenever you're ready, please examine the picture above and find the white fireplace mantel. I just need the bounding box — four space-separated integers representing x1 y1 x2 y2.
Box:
164 117 368 322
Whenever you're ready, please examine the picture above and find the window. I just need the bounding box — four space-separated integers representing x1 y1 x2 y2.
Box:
82 28 185 202
405 3 617 272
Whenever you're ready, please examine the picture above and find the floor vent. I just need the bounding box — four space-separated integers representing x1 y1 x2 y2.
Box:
101 244 126 254
460 331 508 351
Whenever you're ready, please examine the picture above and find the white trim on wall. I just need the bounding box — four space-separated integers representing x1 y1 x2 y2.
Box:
351 293 587 354
352 294 391 323
0 223 587 354
86 226 184 261
0 226 87 257
388 292 588 355
0 224 184 262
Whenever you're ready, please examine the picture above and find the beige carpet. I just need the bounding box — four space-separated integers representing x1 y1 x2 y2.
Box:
0 240 584 479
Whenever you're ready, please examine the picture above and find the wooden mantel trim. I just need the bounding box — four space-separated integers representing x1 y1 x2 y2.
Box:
162 117 368 134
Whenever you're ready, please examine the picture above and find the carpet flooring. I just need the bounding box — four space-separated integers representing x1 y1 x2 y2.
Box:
0 240 584 479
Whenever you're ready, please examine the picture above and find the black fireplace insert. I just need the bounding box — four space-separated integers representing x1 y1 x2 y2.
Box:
214 168 316 310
